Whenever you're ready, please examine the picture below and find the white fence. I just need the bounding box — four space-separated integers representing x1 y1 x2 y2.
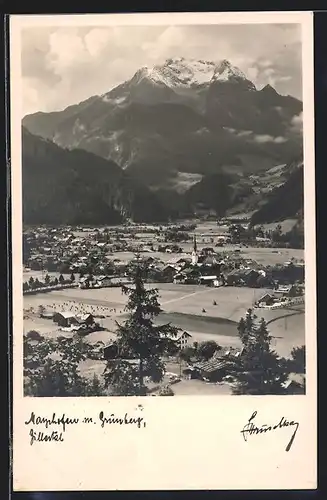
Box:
255 296 305 310
23 283 79 295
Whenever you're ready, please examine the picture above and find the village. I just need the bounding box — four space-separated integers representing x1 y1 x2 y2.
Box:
22 220 306 395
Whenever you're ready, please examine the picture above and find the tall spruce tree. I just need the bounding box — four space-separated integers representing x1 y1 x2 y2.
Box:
233 309 289 395
104 262 179 396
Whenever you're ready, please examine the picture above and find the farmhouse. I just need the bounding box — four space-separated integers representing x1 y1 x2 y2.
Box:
226 269 243 286
168 256 191 267
275 284 293 296
192 347 244 382
200 275 218 286
139 255 156 265
226 268 260 287
184 268 201 283
241 269 261 286
160 330 192 350
257 293 277 307
76 313 94 325
192 358 233 382
41 311 54 320
96 276 114 288
159 265 177 282
53 311 78 328
199 255 219 267
282 373 305 395
174 331 192 349
173 267 200 284
173 273 186 284
53 311 95 329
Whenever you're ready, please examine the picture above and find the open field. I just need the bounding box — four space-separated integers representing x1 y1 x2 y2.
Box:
23 283 267 324
219 246 303 265
24 282 305 359
105 246 304 266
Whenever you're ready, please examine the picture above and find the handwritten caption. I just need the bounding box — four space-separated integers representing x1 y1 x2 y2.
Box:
25 406 146 446
241 411 300 452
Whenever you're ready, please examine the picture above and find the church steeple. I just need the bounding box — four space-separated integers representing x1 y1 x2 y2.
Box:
191 234 198 265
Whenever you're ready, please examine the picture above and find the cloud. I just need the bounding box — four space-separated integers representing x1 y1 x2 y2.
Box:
227 128 287 143
46 29 88 73
247 66 259 84
263 67 275 77
237 130 253 137
274 136 288 144
84 28 113 57
22 78 39 110
278 75 292 82
258 59 273 68
252 134 287 144
20 23 303 116
290 112 303 134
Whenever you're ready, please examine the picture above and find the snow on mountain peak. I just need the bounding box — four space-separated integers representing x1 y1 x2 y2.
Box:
213 59 248 81
132 57 253 89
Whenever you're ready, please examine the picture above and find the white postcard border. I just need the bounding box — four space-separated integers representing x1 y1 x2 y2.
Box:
11 11 316 491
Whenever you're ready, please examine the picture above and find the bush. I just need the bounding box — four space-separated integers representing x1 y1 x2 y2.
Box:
180 347 195 362
25 330 44 341
197 340 220 361
23 336 105 397
158 385 175 396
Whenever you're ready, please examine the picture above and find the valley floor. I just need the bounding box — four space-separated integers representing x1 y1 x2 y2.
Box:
23 281 305 395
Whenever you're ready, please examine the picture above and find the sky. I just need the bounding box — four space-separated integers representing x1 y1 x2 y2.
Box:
21 23 302 116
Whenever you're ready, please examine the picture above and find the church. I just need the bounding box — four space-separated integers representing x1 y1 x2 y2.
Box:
191 235 198 266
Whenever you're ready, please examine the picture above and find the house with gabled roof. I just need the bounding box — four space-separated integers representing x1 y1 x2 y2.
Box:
53 311 78 328
192 346 245 382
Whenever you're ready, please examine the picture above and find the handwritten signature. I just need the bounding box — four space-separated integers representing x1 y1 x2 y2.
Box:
241 411 299 452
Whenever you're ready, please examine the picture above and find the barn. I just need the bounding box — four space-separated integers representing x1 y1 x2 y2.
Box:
53 312 78 328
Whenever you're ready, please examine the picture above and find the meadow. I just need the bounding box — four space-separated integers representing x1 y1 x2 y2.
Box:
23 282 305 359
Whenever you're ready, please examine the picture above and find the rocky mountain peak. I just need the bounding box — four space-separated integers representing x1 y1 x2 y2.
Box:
261 83 279 94
130 57 253 89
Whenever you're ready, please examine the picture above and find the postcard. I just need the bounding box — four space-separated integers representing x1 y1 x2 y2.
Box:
10 11 316 491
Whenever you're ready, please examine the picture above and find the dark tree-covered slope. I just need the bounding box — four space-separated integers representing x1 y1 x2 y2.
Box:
250 163 304 225
22 127 172 225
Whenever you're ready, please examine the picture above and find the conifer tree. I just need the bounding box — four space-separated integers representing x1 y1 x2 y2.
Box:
233 309 289 395
104 262 179 396
290 345 305 373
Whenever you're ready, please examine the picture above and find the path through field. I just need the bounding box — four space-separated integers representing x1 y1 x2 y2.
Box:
161 287 217 306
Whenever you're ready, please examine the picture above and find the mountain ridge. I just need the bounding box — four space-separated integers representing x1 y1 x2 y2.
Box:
23 57 302 190
22 127 175 225
22 57 303 226
22 127 303 226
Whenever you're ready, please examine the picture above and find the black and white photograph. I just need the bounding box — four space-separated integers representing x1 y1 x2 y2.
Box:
10 12 317 492
18 20 308 398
